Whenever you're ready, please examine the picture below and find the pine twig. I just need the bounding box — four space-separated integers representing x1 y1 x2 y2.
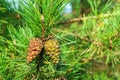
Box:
41 14 45 39
36 49 44 78
55 13 116 25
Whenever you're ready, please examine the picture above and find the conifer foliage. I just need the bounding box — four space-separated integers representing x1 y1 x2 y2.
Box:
1 0 120 80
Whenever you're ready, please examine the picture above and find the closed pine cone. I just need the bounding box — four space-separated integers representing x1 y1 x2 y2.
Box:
27 38 43 63
54 76 66 80
44 39 60 64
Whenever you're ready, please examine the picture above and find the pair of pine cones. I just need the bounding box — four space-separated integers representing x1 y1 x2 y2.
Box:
27 37 60 64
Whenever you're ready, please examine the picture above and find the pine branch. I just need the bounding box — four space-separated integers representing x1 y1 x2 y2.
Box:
55 13 118 25
41 14 45 39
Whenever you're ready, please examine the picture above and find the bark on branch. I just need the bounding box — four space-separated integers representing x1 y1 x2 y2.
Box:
56 13 116 25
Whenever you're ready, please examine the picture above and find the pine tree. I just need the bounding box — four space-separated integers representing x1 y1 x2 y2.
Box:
0 0 120 80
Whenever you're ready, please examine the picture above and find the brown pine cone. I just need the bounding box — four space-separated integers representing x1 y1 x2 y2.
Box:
44 39 60 64
27 38 43 63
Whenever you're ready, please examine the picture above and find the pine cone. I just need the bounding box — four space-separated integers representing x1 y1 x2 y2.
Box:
27 38 43 63
44 39 60 64
54 77 66 80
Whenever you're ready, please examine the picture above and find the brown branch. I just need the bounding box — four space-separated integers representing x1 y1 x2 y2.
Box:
41 14 45 39
56 17 83 25
55 13 115 25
